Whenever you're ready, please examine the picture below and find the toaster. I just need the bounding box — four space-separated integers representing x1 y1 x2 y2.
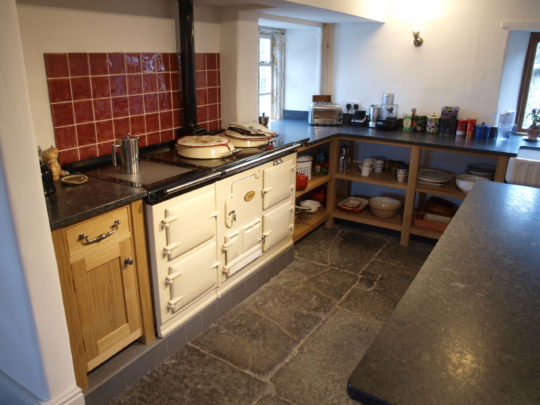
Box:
308 102 343 126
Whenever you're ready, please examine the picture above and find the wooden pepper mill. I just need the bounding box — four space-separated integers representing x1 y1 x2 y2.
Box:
43 146 62 180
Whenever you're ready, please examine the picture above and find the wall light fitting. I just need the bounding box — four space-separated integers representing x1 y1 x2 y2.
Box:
412 25 423 47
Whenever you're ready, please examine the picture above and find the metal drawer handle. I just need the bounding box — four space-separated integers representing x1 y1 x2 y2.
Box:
79 220 120 245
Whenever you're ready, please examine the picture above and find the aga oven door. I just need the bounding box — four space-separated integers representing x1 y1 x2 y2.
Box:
262 156 295 210
262 200 294 252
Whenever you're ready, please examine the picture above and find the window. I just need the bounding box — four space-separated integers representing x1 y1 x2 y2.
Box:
258 27 285 120
517 33 540 131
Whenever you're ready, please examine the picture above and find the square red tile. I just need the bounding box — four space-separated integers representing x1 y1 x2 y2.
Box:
142 53 157 73
171 73 180 91
48 79 72 103
125 53 141 73
145 113 160 133
89 53 108 75
207 70 218 88
208 104 218 121
169 53 179 72
196 71 207 89
112 97 129 118
197 105 208 123
217 54 220 69
110 76 127 97
160 111 173 130
108 53 125 74
68 53 89 77
51 102 75 127
91 76 110 99
208 87 218 104
79 144 98 160
127 74 142 95
93 99 112 121
157 73 170 92
71 77 92 101
195 54 206 71
98 141 114 156
160 129 174 142
161 54 170 72
45 54 69 78
113 118 130 138
208 120 219 132
155 53 166 72
54 126 77 150
129 95 144 115
76 123 96 146
96 120 114 142
73 100 94 124
58 149 79 164
158 92 172 111
137 135 147 147
172 91 183 110
147 132 160 145
143 74 157 93
130 115 146 135
196 89 207 106
144 94 159 113
206 53 217 70
173 109 182 128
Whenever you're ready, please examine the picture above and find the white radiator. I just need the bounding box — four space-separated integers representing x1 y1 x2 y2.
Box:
505 157 540 188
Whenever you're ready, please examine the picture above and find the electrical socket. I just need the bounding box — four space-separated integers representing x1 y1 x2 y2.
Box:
347 100 360 110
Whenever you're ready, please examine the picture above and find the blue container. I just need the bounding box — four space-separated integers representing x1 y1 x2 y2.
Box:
474 122 491 139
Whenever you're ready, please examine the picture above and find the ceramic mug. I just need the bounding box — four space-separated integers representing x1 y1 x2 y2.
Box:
396 167 408 182
361 164 372 176
363 158 374 166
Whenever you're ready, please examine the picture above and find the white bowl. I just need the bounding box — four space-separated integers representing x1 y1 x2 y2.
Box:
368 197 402 219
299 200 321 213
456 175 490 194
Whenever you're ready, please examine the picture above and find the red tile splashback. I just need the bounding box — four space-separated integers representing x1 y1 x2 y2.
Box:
45 52 221 163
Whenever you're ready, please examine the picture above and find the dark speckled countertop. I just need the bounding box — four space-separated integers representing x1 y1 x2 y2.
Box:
46 177 146 231
269 119 535 157
347 181 540 405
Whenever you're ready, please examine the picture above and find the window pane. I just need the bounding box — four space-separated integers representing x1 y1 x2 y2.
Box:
259 94 271 117
523 43 540 128
259 38 271 63
259 66 272 93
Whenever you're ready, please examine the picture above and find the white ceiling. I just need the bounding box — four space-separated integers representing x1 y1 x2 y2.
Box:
193 0 383 23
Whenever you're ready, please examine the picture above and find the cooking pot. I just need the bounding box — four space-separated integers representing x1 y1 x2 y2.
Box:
176 135 241 159
222 130 274 148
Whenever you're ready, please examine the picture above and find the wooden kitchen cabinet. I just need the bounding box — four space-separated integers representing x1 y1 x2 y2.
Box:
52 200 154 389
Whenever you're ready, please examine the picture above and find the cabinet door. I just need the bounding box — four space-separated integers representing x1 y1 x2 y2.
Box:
71 237 142 371
262 200 294 252
262 160 295 210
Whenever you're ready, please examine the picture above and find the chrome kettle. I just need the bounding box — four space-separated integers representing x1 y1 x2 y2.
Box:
112 133 139 174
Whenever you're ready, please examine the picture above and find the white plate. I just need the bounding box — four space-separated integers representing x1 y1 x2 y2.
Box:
417 169 452 183
467 170 494 177
417 180 450 187
467 163 496 172
61 174 88 185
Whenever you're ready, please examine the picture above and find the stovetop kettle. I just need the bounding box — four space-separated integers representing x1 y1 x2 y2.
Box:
112 132 139 174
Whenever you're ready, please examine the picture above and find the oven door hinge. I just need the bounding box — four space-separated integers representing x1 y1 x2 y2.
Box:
167 296 183 313
163 243 180 257
262 187 273 196
161 215 179 229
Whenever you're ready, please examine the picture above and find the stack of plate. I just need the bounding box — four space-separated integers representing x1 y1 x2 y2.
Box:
417 169 452 187
466 163 495 179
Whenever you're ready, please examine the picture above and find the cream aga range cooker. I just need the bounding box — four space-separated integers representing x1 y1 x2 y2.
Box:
89 139 301 337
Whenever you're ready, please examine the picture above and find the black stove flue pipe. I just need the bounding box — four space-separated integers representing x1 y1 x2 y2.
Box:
177 0 207 136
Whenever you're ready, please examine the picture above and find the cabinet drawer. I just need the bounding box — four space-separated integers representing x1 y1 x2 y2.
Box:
65 207 131 258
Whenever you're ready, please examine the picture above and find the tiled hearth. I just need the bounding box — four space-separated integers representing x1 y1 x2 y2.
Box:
44 52 222 164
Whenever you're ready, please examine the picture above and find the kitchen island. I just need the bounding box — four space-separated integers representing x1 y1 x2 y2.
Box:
347 180 540 405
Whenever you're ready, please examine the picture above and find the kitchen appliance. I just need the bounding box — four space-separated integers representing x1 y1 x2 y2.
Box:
369 105 381 128
381 92 394 106
308 102 343 126
112 133 140 174
258 113 269 127
376 118 402 131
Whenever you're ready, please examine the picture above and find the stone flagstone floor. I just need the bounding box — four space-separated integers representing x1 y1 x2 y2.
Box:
111 222 436 405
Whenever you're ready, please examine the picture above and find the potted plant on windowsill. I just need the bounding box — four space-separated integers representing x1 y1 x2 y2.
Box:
526 108 540 140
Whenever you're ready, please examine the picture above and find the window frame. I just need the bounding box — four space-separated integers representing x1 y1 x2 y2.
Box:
516 32 540 132
258 34 273 118
258 26 285 121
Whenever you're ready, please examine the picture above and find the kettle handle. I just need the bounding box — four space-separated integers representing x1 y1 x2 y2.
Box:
111 144 120 166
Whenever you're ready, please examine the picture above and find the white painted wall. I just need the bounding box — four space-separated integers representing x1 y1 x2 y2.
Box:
0 1 84 404
284 27 322 111
332 0 540 125
16 0 220 149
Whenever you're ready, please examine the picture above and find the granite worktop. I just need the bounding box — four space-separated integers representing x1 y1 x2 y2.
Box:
269 119 534 156
347 180 540 405
46 176 147 231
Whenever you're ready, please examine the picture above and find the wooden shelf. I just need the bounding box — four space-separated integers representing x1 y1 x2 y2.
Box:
332 197 403 232
295 175 331 198
409 225 443 240
293 207 331 242
335 167 408 190
415 176 467 199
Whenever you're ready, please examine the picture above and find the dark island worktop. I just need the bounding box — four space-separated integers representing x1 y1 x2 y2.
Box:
269 119 533 157
46 177 147 231
347 180 540 405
